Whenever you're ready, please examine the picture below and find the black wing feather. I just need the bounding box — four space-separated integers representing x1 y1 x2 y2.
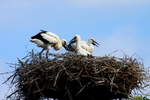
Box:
31 31 49 44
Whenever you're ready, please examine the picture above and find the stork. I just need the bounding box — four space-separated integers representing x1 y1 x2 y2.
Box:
62 40 76 52
66 35 99 56
30 30 65 57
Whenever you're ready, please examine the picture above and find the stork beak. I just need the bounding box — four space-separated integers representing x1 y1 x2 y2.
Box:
92 40 100 47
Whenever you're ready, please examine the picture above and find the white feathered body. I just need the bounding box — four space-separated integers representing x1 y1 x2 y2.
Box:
41 33 62 50
30 31 63 51
30 39 50 49
69 39 94 56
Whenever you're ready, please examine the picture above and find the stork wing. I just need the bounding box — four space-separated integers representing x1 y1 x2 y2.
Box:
41 33 58 44
45 32 60 40
79 41 93 54
69 43 77 50
30 39 45 47
65 37 78 51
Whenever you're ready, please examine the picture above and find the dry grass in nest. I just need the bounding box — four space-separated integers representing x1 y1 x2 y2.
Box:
6 51 148 100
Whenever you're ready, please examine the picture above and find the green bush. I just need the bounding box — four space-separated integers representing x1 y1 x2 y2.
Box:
132 95 150 100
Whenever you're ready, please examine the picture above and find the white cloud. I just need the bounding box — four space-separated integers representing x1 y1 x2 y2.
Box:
0 74 12 100
0 60 8 100
94 25 150 68
65 0 150 8
0 0 49 23
95 25 138 57
0 60 5 71
0 60 14 100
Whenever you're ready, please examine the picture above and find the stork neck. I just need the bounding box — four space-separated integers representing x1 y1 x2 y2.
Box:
76 39 80 50
63 42 69 51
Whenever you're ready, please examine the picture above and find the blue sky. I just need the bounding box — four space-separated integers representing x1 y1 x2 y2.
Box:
0 0 150 99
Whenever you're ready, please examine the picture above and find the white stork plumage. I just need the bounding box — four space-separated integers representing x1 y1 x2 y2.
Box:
30 30 65 56
64 35 99 56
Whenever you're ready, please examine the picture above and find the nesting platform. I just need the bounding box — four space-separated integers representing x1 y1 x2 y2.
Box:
7 52 147 100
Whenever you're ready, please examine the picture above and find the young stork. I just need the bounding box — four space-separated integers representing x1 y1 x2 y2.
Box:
65 35 99 56
30 30 65 57
62 40 76 52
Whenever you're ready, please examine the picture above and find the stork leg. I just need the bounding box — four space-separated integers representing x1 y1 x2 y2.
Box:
39 48 45 59
87 54 94 58
46 49 49 59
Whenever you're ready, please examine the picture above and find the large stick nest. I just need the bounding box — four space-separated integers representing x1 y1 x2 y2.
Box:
7 51 147 100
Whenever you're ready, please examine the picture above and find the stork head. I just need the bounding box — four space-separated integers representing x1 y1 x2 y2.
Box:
75 34 81 41
89 37 100 47
61 39 67 46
